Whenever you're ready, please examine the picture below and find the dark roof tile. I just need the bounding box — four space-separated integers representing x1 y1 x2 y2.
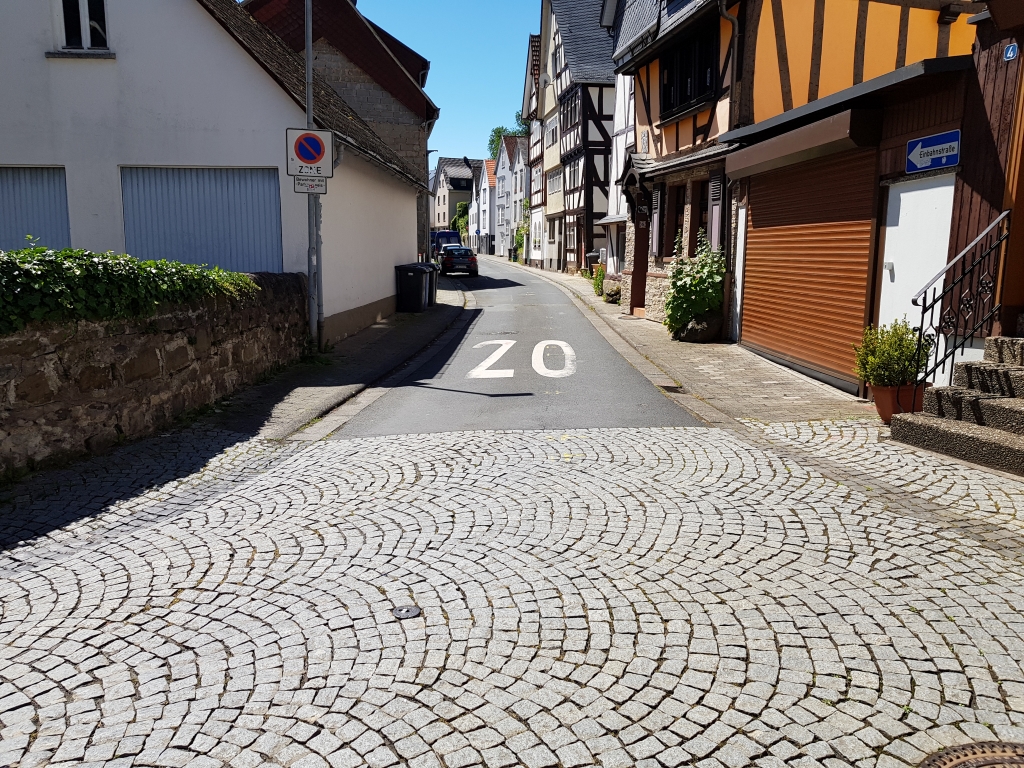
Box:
550 0 616 84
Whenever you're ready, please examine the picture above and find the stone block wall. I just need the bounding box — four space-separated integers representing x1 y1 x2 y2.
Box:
0 274 307 476
314 42 427 178
620 220 635 313
644 274 671 324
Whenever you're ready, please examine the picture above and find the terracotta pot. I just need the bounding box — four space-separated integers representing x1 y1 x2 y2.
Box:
869 383 929 425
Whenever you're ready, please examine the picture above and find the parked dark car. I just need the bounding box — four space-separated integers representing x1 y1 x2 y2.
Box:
439 245 478 277
431 230 462 259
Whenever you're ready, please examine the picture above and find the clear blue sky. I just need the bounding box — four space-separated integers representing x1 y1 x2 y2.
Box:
358 0 538 165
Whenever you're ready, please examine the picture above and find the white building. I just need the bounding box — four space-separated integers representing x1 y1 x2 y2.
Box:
510 137 530 258
595 71 634 275
0 0 426 342
470 160 496 255
495 135 530 258
431 157 480 232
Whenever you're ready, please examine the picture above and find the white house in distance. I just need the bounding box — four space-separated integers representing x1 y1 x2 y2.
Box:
510 137 529 257
430 157 480 232
0 0 428 343
469 160 497 255
495 136 530 259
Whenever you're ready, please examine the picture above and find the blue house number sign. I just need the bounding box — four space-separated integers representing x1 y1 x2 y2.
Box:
1007 43 1019 62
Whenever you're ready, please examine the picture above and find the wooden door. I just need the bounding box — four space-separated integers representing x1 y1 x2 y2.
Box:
631 196 650 313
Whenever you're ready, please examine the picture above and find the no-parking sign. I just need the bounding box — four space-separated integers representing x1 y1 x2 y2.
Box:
286 128 334 178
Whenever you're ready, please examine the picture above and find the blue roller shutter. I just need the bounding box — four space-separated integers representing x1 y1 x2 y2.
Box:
0 167 71 251
121 167 283 273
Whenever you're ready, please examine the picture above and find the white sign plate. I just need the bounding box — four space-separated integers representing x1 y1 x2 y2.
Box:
286 129 334 178
294 176 327 194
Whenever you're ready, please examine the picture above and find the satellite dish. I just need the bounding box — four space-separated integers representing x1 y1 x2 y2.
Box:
539 73 551 90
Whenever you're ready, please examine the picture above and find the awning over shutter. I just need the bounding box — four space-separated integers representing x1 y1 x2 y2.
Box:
0 167 71 251
122 167 283 273
740 149 878 386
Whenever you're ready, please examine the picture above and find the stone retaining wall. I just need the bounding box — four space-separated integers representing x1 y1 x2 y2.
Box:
1 273 308 476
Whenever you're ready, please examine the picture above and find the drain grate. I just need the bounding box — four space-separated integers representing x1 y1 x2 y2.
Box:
921 743 1024 768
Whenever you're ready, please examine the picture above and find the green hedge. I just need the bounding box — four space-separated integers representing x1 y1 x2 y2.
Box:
0 247 260 335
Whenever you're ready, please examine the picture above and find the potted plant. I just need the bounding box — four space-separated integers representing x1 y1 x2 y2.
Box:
853 319 933 424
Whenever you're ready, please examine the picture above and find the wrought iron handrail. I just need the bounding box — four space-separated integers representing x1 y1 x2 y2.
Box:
913 210 1010 304
910 210 1011 387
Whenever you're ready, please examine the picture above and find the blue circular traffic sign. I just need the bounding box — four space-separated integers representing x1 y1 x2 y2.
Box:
295 133 326 164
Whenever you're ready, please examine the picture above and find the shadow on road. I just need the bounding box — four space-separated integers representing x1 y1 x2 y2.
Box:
460 275 523 291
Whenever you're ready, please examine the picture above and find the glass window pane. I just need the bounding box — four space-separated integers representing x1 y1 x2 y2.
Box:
62 0 82 48
87 0 107 48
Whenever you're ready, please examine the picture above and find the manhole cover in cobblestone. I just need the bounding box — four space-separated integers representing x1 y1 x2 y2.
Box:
392 606 421 619
921 743 1024 768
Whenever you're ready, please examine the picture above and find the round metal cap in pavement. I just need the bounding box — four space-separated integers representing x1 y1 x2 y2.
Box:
921 743 1024 768
392 606 421 620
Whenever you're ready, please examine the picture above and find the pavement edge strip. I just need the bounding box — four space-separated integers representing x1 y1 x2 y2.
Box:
292 281 479 441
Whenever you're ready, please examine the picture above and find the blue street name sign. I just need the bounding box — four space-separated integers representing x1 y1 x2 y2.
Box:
906 130 960 174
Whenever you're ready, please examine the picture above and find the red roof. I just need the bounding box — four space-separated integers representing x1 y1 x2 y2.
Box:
485 160 497 187
246 0 438 123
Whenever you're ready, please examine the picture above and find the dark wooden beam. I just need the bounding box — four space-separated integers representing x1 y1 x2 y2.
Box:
770 0 794 111
808 0 826 102
853 0 869 85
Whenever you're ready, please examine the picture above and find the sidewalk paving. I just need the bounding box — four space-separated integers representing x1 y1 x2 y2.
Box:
204 278 466 439
496 257 877 424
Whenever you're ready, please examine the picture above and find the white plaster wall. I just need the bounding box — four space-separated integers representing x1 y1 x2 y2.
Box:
0 0 309 267
1 0 418 318
320 150 417 317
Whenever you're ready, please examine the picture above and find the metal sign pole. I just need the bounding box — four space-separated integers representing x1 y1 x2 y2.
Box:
304 0 317 342
316 194 325 350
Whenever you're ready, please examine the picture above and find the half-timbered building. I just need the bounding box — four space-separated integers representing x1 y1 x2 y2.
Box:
608 0 740 323
550 0 615 272
605 0 1024 402
523 33 547 266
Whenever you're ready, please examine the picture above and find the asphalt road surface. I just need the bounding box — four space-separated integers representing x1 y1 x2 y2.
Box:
336 258 701 437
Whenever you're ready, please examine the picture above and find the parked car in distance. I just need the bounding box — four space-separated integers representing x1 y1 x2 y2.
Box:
439 245 478 277
431 230 461 259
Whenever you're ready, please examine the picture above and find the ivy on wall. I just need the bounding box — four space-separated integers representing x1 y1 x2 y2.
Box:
0 245 260 335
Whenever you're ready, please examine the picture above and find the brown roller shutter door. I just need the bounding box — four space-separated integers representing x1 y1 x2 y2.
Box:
741 149 878 384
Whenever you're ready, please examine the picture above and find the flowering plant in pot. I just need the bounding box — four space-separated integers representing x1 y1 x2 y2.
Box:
853 318 933 424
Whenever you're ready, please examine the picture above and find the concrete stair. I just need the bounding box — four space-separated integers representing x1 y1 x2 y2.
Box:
891 337 1024 475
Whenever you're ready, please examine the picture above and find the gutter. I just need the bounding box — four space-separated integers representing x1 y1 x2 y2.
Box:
718 0 739 132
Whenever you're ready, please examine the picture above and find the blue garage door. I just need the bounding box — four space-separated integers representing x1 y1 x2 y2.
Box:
0 167 71 251
121 167 283 273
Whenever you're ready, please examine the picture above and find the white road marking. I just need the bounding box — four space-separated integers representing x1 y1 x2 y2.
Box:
467 340 517 378
532 340 577 379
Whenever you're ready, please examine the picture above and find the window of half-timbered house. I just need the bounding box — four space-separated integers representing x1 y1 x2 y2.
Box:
560 91 580 132
660 17 717 119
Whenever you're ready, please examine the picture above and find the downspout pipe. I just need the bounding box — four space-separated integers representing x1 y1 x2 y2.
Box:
718 0 739 132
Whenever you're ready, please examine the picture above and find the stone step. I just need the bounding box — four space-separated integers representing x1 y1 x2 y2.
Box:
985 336 1024 365
891 412 1024 476
952 360 1024 397
925 386 1024 432
925 386 1003 420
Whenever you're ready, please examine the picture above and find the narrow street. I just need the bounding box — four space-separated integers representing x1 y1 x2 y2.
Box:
338 259 699 437
3 264 1024 768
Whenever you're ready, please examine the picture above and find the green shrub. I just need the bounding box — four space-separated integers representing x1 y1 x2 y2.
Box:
853 318 933 386
580 268 591 279
0 245 260 335
663 229 725 334
592 264 605 296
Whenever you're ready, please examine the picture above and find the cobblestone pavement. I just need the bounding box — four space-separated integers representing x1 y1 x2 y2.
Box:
4 418 1024 768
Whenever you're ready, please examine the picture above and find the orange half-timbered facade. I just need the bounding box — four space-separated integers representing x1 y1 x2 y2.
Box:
611 0 1024 396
